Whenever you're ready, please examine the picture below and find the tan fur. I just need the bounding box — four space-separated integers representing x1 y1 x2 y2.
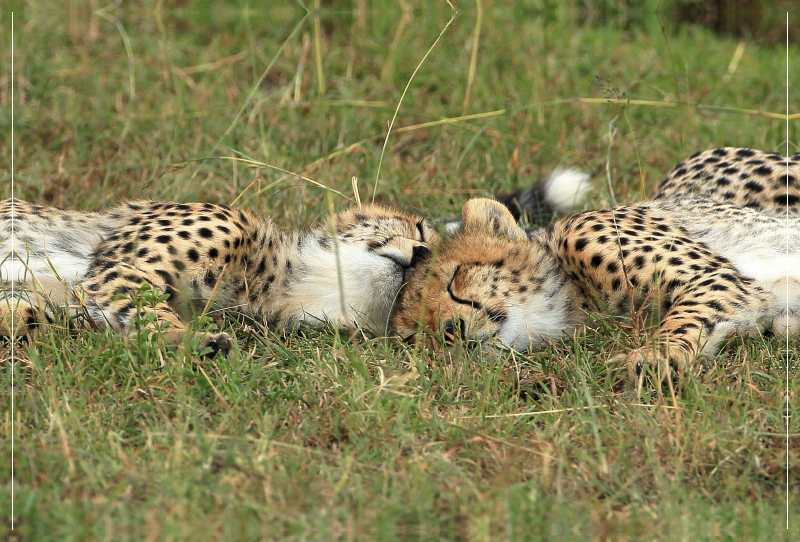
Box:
1 199 437 355
392 148 800 379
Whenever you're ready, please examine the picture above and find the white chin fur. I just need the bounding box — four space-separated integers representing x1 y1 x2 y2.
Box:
496 303 571 351
288 242 402 333
543 167 591 213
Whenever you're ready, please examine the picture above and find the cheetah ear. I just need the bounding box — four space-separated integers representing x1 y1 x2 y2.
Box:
461 198 528 242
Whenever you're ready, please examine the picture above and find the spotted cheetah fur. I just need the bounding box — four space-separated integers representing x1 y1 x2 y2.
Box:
391 147 800 380
1 200 436 356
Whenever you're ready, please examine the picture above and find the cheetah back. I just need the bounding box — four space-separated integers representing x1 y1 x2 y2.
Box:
653 147 800 212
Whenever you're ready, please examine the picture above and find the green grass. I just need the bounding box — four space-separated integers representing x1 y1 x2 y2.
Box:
2 1 799 539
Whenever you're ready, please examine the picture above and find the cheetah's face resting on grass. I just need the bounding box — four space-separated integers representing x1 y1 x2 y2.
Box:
392 198 587 351
1 199 437 356
392 148 800 380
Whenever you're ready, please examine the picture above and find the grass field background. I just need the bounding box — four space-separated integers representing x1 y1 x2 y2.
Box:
2 1 799 539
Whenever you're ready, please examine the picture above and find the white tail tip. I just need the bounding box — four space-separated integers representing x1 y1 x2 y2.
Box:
542 167 591 213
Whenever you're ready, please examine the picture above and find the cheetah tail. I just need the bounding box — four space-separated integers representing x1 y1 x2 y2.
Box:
495 167 592 224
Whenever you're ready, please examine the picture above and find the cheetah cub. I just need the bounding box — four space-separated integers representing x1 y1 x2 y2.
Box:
392 148 800 379
1 199 436 356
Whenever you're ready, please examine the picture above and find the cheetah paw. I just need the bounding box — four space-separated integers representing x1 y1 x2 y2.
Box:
611 346 692 384
197 332 234 358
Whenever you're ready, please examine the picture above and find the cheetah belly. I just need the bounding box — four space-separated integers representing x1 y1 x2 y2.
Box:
729 252 800 335
1 227 101 303
715 249 800 335
693 219 800 334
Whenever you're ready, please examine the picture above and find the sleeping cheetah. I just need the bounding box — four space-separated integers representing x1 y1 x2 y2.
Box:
391 148 800 379
1 199 437 356
1 165 590 357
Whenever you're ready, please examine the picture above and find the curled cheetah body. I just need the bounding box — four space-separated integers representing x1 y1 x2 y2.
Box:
1 199 436 355
392 148 800 378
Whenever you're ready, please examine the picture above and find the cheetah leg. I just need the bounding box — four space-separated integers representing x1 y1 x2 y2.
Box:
89 289 232 357
616 276 771 381
79 263 233 358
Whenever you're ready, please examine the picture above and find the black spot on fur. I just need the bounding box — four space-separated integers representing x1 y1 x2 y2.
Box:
744 181 764 193
781 194 800 205
155 270 174 285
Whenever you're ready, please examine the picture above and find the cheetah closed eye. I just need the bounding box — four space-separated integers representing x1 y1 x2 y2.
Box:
392 147 800 380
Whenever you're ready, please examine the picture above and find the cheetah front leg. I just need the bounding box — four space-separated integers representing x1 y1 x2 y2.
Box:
617 271 772 381
79 262 233 358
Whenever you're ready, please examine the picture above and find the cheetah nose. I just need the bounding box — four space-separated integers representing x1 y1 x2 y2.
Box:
442 317 466 343
410 245 430 266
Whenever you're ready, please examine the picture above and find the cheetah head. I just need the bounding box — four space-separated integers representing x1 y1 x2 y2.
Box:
391 198 581 350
